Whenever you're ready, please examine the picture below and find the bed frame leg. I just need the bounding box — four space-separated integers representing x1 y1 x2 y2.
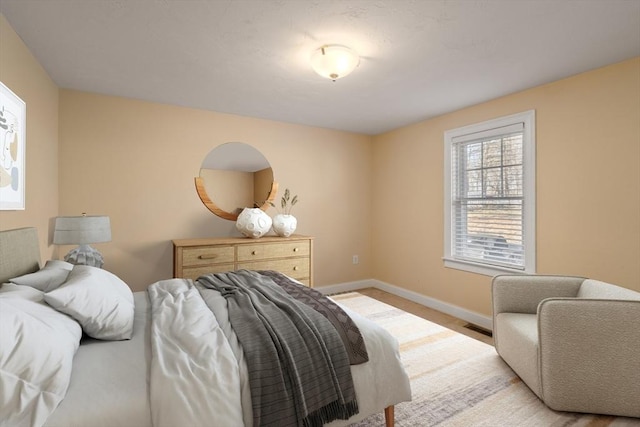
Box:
384 405 394 427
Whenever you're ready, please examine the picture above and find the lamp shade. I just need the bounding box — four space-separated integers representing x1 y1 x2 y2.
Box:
53 215 111 245
310 45 360 81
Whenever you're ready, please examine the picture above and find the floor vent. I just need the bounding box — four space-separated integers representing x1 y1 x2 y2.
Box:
464 323 493 337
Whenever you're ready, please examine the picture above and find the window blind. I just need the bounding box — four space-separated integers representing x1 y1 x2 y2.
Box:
451 123 525 269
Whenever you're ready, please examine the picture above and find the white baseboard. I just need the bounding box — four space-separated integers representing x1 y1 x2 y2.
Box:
316 279 378 296
316 278 493 331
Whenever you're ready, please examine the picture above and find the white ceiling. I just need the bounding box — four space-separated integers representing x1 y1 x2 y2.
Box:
1 0 639 135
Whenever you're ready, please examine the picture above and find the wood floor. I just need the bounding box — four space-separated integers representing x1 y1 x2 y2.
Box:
355 287 494 346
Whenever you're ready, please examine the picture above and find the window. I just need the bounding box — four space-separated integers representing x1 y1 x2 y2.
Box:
444 110 535 276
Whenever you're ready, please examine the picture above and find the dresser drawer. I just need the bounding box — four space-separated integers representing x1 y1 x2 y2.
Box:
237 241 310 261
173 235 313 287
237 258 310 281
181 263 235 280
181 246 235 267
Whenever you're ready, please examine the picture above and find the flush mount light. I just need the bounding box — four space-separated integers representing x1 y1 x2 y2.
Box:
310 45 360 81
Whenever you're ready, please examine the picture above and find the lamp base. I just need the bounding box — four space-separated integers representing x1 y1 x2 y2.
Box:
64 244 105 268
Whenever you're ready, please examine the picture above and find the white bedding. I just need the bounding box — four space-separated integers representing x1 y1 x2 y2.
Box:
42 279 411 427
43 292 152 427
148 279 246 427
0 285 82 427
148 278 411 427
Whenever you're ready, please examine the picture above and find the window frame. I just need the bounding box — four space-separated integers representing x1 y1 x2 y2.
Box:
443 110 536 276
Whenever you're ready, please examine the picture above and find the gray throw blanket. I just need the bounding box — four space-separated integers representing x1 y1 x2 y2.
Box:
197 270 359 427
256 270 368 365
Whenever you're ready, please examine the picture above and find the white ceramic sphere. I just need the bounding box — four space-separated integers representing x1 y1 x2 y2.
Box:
236 208 272 238
272 214 297 237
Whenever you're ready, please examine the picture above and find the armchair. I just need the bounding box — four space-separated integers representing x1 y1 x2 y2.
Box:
492 275 640 418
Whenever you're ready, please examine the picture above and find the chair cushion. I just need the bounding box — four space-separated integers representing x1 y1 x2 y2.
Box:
538 298 640 417
577 280 640 300
494 313 541 397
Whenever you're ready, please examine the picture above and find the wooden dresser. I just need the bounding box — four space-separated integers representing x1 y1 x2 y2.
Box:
172 235 314 287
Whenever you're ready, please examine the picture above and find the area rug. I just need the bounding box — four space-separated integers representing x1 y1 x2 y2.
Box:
332 292 640 427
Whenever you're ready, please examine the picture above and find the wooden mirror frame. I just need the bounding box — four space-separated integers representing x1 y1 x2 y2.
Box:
195 177 278 221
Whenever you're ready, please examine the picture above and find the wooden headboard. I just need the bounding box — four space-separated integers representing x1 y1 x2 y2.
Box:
0 227 41 283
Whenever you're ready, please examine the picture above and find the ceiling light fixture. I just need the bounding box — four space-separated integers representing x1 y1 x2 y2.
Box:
310 45 360 81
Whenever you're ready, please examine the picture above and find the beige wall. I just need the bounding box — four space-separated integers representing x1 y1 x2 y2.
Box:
58 91 373 291
372 57 640 316
0 15 59 260
3 13 638 316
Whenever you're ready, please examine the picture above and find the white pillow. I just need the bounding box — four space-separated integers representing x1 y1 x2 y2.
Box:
0 295 82 427
0 282 45 302
10 260 74 292
44 265 135 340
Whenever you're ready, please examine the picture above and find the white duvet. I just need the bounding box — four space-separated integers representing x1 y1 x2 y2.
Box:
148 279 411 427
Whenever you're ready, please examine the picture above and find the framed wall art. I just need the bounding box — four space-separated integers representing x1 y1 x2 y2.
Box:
0 81 26 210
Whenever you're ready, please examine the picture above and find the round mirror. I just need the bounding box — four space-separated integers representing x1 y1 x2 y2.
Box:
195 142 278 221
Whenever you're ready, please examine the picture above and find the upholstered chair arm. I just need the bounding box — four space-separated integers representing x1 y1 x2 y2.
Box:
537 298 640 418
492 275 584 316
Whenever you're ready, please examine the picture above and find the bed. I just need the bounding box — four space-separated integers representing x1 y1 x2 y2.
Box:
0 227 411 427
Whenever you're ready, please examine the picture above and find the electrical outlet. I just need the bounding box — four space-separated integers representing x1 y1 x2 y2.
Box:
352 255 359 265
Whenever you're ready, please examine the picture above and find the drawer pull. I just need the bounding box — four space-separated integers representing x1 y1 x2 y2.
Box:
198 254 218 260
293 247 299 252
293 266 299 271
252 250 257 255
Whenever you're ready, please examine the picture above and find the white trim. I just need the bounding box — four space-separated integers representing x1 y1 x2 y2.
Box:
443 257 525 277
451 122 524 144
445 111 530 142
315 279 377 295
316 278 493 331
521 110 536 273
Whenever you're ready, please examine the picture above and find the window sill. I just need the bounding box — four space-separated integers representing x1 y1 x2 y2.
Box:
443 257 530 277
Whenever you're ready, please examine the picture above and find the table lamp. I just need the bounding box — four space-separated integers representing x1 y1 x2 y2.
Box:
53 214 111 268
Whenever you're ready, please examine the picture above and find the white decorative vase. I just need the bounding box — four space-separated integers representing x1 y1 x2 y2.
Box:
236 208 272 238
272 214 297 237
